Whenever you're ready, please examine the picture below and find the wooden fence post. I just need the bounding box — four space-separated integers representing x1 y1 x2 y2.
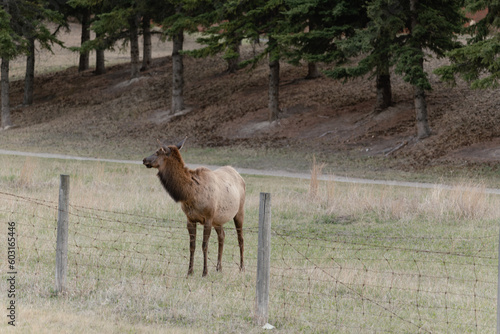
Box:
55 174 69 294
497 225 500 334
255 192 271 326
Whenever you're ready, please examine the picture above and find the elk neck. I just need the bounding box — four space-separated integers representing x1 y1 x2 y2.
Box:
157 150 193 203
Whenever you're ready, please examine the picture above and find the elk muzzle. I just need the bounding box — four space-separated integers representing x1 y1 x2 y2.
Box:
143 155 155 168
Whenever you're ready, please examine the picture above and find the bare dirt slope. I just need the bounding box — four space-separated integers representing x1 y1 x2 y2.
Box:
2 25 500 170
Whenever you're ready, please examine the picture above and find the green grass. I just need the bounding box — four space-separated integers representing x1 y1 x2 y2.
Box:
0 154 499 333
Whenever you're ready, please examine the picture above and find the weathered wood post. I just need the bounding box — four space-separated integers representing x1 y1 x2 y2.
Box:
255 192 271 326
497 225 500 334
55 174 69 294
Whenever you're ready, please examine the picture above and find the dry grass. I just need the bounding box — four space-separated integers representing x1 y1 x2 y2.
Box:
309 157 498 223
18 157 38 188
1 305 201 333
0 155 498 333
308 155 326 200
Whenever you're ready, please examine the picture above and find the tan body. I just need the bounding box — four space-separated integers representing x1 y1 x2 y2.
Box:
181 166 245 226
143 139 245 276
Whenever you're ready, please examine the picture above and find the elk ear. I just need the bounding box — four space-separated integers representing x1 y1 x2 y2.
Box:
158 146 171 155
177 136 187 151
157 138 165 147
157 138 170 153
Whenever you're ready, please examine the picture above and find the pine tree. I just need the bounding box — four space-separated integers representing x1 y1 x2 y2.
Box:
62 0 92 72
21 1 64 105
434 1 500 89
328 0 465 139
282 0 368 80
394 0 465 139
237 0 289 121
0 0 19 129
83 1 142 78
70 0 155 78
69 0 108 74
140 12 151 71
326 0 405 111
161 0 213 114
79 6 91 71
192 0 289 121
187 0 246 74
1 0 61 126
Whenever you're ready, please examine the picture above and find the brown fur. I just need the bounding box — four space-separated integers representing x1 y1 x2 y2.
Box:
143 139 245 276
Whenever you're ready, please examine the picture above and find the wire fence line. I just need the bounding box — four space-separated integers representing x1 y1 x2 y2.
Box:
1 188 498 333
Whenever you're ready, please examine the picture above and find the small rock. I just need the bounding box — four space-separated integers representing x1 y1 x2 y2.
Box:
262 323 275 330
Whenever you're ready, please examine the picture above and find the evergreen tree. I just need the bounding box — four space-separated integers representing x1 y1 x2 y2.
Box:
190 0 290 120
1 0 61 126
83 0 142 78
65 1 92 72
79 6 91 71
282 0 368 80
251 0 289 121
21 0 64 105
395 0 465 139
326 0 405 111
70 0 154 77
53 0 91 72
140 10 152 71
328 0 465 139
0 0 20 129
236 0 290 121
434 1 500 89
187 1 245 73
68 0 109 74
161 0 213 114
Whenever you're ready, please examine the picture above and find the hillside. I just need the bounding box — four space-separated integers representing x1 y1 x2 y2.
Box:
1 36 500 173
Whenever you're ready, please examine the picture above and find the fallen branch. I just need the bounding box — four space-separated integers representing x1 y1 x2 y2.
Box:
319 131 335 138
384 140 408 156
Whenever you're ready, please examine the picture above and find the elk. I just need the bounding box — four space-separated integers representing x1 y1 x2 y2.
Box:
143 138 245 277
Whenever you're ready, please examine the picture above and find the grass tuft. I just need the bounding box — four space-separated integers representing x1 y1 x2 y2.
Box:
308 155 326 200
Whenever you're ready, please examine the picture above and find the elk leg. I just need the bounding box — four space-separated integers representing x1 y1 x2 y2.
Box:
214 226 225 272
187 220 197 276
202 220 213 277
234 212 244 272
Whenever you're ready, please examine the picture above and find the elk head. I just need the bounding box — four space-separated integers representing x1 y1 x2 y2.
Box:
143 137 187 169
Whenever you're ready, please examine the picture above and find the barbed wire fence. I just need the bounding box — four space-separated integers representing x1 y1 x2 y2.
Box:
1 175 498 332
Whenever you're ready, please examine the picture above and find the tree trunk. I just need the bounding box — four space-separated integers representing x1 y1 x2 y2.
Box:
375 65 392 111
129 14 140 79
171 29 184 113
414 84 430 139
268 54 280 122
141 15 152 71
78 7 90 72
95 49 105 74
227 40 240 73
23 37 35 106
1 58 13 129
305 21 320 79
306 62 320 79
410 0 431 139
95 32 106 75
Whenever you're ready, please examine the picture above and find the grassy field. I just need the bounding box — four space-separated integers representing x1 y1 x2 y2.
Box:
0 154 499 333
